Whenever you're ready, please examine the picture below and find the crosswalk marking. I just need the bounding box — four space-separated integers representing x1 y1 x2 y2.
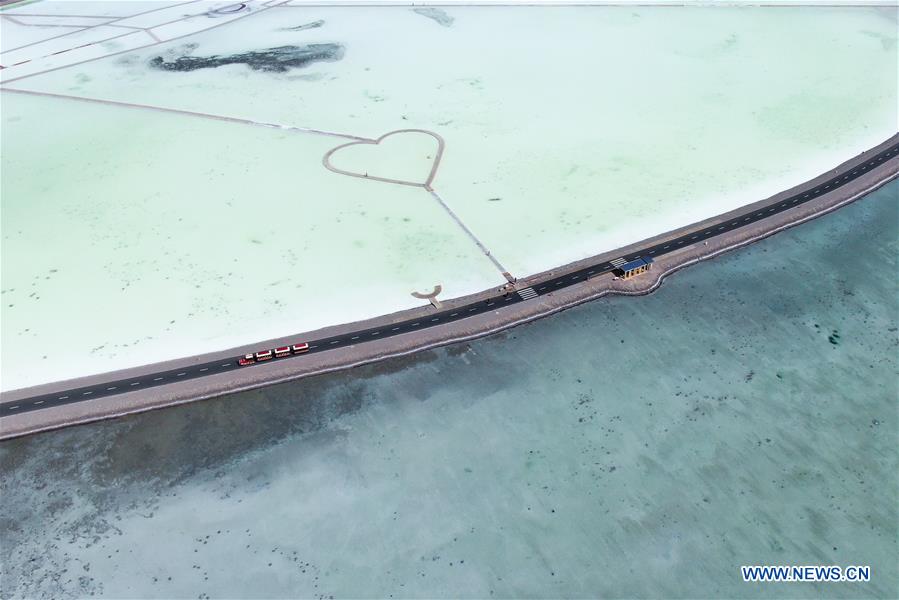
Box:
517 287 538 300
610 257 628 267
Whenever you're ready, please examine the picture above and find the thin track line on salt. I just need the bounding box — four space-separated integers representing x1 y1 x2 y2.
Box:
0 87 373 141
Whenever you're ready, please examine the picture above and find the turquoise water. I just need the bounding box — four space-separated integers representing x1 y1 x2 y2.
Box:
1 182 897 598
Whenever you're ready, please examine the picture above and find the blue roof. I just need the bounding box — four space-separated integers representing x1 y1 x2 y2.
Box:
619 258 649 271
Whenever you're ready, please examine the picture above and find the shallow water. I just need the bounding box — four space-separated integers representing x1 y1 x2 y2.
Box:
2 4 896 389
2 182 896 598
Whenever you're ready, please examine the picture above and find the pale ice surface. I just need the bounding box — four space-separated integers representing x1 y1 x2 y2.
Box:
1 4 897 389
1 183 896 599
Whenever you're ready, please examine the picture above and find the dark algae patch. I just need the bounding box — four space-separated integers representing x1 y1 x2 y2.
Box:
149 44 344 73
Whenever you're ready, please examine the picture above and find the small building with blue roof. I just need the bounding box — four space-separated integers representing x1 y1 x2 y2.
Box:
613 256 653 280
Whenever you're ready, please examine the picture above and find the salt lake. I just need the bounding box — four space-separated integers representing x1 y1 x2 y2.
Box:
1 178 895 599
2 4 896 392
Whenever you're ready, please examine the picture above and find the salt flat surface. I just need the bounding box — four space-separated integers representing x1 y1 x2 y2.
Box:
7 15 111 26
0 1 275 82
0 18 81 52
0 93 504 389
1 4 896 389
3 1 183 18
1 25 153 79
2 185 895 598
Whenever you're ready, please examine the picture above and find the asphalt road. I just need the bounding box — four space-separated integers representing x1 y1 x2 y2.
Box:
3 141 898 416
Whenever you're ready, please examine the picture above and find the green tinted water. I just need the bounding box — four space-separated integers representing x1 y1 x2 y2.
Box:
1 182 896 598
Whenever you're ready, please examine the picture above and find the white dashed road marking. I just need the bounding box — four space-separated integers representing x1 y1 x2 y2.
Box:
10 144 896 416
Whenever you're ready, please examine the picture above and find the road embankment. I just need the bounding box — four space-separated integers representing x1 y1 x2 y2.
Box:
2 134 897 440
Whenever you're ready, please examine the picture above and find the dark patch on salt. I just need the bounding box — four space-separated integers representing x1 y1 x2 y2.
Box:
412 7 454 27
279 19 325 32
149 44 344 73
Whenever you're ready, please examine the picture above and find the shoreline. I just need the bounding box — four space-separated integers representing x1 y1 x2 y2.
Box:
2 134 897 440
2 89 892 391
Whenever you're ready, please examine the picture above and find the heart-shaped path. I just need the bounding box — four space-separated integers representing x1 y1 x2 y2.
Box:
322 129 445 190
